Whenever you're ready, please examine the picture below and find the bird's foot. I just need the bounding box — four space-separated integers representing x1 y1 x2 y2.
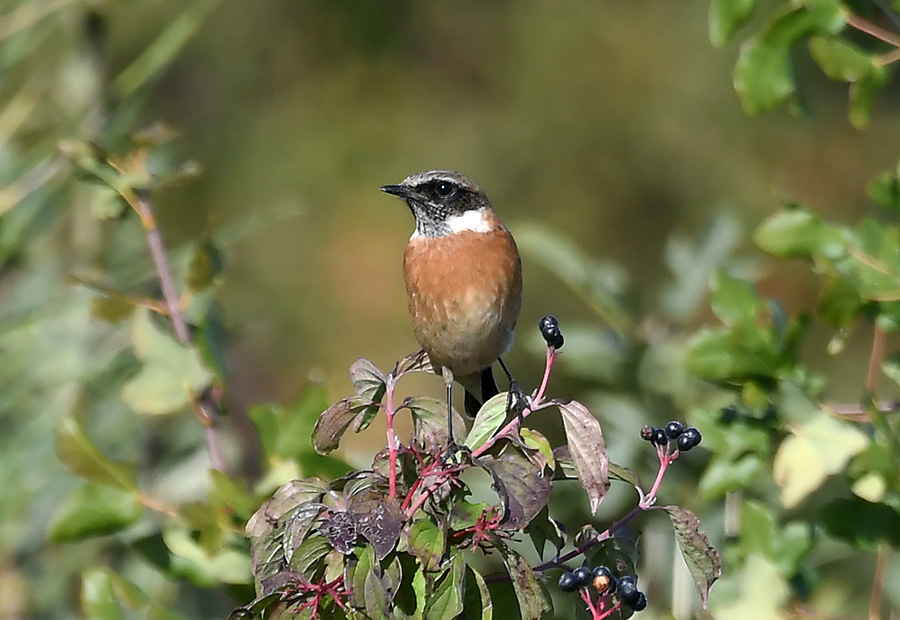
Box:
506 379 528 437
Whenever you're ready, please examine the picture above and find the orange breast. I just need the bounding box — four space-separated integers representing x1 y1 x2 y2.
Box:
403 225 522 376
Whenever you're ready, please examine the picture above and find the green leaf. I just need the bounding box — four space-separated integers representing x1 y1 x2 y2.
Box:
348 544 376 611
663 505 722 609
820 497 900 550
494 540 551 620
809 36 876 82
773 407 869 508
405 395 466 446
868 169 900 213
425 553 465 620
713 554 789 619
464 392 509 450
186 238 223 292
406 517 444 572
699 454 765 498
465 564 493 620
850 67 887 129
710 270 760 327
81 569 125 620
754 208 843 258
734 38 794 115
163 525 252 585
710 0 756 47
48 484 142 542
556 399 609 514
56 416 138 492
120 309 213 415
519 427 554 470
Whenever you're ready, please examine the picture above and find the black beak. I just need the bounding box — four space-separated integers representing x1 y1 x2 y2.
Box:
380 184 409 198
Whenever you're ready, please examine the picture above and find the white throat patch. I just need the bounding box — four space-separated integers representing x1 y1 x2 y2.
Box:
446 209 491 234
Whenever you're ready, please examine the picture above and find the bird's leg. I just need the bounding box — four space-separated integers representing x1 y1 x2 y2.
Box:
442 366 457 451
497 358 526 434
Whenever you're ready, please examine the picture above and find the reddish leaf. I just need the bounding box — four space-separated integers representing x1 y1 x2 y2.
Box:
312 396 374 454
555 399 609 514
480 450 551 529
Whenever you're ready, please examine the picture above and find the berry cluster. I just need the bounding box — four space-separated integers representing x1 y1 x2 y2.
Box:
558 565 647 612
640 420 701 452
539 315 564 349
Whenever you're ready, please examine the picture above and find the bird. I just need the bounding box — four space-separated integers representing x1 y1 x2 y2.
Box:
381 170 522 447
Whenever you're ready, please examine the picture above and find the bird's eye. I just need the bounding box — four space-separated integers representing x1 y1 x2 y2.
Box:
434 181 455 197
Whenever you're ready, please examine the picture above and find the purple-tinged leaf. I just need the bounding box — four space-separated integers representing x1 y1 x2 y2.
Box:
493 539 551 620
321 511 359 555
246 479 328 539
555 399 609 514
348 357 386 400
404 396 466 446
347 490 403 560
480 450 551 529
393 349 436 378
663 505 722 609
283 503 327 563
312 396 374 454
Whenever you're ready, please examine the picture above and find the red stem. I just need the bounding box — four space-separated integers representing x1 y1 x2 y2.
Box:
385 376 398 498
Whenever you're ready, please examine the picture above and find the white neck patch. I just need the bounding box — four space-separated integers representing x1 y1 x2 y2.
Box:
446 208 492 234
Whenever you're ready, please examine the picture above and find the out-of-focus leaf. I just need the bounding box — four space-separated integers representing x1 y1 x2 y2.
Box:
710 0 756 47
90 295 136 323
81 569 125 620
709 270 760 328
850 67 888 129
464 392 509 450
740 501 812 576
514 222 634 336
773 406 869 508
48 484 142 542
734 39 793 115
820 497 900 550
163 525 251 585
120 309 212 415
494 540 551 620
56 416 138 492
809 36 876 82
868 168 900 213
712 554 788 619
699 454 765 499
754 208 844 258
663 505 722 609
555 399 609 514
186 238 223 292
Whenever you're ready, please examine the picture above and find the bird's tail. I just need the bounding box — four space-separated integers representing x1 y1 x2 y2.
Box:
463 366 499 418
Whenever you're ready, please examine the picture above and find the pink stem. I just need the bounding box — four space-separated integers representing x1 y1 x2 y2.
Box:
385 377 398 499
470 347 559 458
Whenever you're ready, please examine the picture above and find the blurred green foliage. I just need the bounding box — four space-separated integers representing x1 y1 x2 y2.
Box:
2 0 900 618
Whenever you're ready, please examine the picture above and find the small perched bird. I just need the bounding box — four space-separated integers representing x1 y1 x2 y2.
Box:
381 170 522 444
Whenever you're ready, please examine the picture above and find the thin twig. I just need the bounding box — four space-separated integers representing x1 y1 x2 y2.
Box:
131 190 227 472
869 545 888 620
845 11 900 48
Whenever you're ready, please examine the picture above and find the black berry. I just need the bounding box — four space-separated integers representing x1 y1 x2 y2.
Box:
558 571 579 593
617 575 637 600
538 315 558 332
640 425 655 441
539 315 564 349
629 591 647 611
572 567 592 588
677 427 702 451
653 428 668 447
664 420 684 438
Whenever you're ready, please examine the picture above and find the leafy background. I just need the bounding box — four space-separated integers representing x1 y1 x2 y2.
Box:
3 0 900 619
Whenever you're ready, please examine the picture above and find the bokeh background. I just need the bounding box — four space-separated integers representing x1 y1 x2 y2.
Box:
3 0 900 618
